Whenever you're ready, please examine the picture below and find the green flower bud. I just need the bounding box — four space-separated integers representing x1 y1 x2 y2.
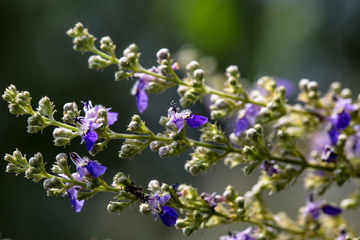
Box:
99 36 114 53
341 88 352 99
88 55 110 70
225 65 240 78
243 162 257 175
175 219 190 228
128 43 138 53
214 99 228 109
6 163 21 173
127 121 139 132
53 127 74 138
246 128 258 140
340 198 359 209
161 183 170 192
118 176 131 186
189 166 200 176
139 203 151 215
193 69 204 82
223 185 235 201
180 97 192 107
37 96 54 118
177 85 190 97
63 102 76 112
118 57 129 68
43 179 53 189
56 153 67 162
76 191 93 201
307 81 318 92
186 61 199 72
235 196 245 208
159 116 169 126
159 146 171 159
127 52 136 63
330 82 341 94
107 201 128 213
210 110 227 119
298 78 309 91
115 70 132 81
182 227 194 237
2 84 18 101
157 48 170 62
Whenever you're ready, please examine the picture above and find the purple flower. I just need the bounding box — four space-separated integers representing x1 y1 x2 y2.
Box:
321 144 337 163
260 160 280 176
131 67 160 113
148 192 178 227
235 103 261 137
219 227 256 240
335 229 347 240
166 101 208 132
303 194 342 220
59 173 85 212
328 97 357 145
274 78 296 98
79 100 118 151
69 152 107 180
201 192 226 209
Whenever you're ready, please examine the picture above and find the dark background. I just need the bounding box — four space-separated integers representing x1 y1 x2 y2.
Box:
1 1 360 239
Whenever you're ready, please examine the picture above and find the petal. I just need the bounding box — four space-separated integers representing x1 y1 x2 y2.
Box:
106 111 118 126
76 166 86 180
336 111 351 130
86 161 107 178
175 119 186 132
136 90 148 113
159 195 171 204
84 130 98 151
186 115 208 129
328 127 339 146
235 117 249 136
321 204 342 216
159 206 177 227
67 186 85 213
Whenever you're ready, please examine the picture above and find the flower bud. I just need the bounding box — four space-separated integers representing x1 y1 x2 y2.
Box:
246 128 258 140
175 219 190 229
214 99 228 109
235 196 245 208
115 70 132 81
38 96 54 118
340 198 359 209
107 201 128 213
307 81 318 91
225 65 240 78
186 61 199 72
223 185 236 201
189 166 200 176
159 146 171 159
139 203 151 215
53 127 74 139
180 97 192 107
298 78 309 91
88 55 110 70
193 69 204 82
128 43 138 53
157 48 170 62
341 88 352 99
330 82 341 94
55 153 67 162
148 180 160 191
183 227 194 237
118 57 129 68
127 52 136 63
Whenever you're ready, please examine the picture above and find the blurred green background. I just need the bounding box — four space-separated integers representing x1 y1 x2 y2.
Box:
1 0 360 239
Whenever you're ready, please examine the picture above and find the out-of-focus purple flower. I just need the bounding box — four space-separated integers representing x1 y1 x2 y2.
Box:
148 192 177 227
201 192 226 209
166 101 208 132
235 103 261 137
321 145 337 163
59 172 85 213
260 160 280 176
345 125 360 158
303 194 342 220
219 227 256 240
274 78 296 98
131 67 160 113
328 97 357 145
335 229 348 240
69 152 107 180
79 100 118 151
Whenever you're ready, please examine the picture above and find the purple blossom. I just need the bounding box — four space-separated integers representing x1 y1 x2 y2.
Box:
345 125 360 158
235 103 261 137
321 144 337 163
219 227 256 240
328 97 357 145
69 152 107 180
260 160 280 176
79 100 118 151
148 192 178 227
59 173 85 212
303 194 342 220
274 78 296 98
201 192 226 209
131 67 160 113
166 101 208 132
